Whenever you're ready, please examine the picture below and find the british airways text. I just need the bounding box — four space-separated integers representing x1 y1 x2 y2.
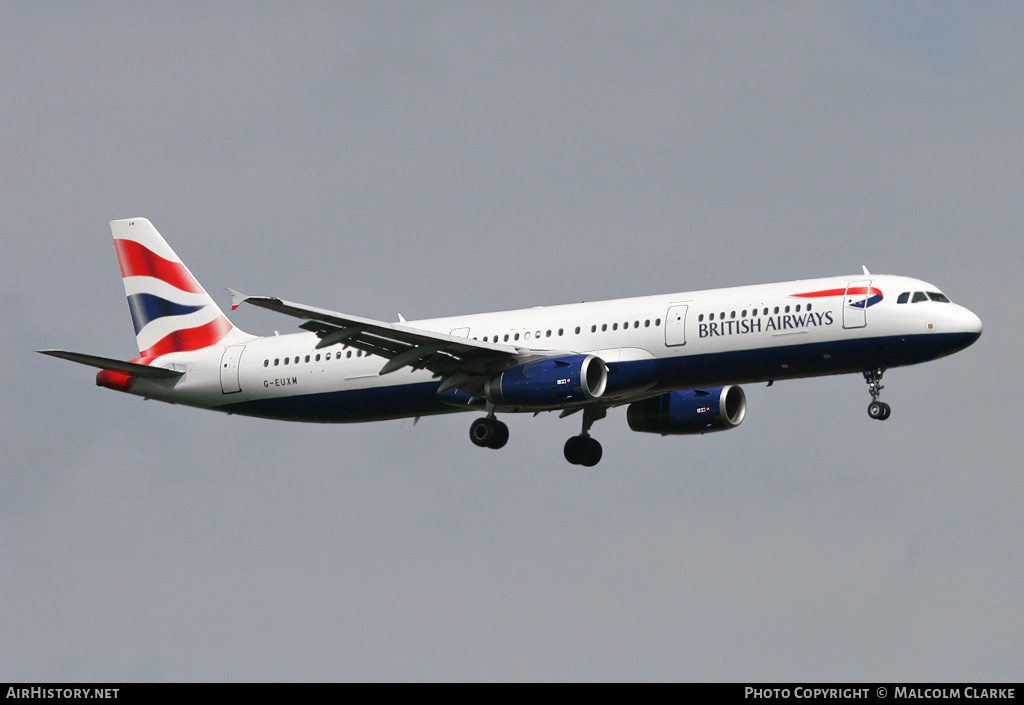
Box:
699 311 835 338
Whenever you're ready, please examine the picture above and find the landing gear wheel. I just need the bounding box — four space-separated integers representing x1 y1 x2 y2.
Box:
564 435 602 466
863 368 890 421
580 438 602 467
564 436 587 464
470 417 509 449
867 401 891 421
490 420 509 449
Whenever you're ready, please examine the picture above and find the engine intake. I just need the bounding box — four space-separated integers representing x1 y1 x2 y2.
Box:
485 354 607 407
627 386 746 435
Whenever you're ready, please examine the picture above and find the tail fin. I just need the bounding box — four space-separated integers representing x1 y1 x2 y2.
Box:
110 218 249 359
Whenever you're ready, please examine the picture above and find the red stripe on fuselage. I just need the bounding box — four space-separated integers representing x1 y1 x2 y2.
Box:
113 239 205 294
138 315 235 358
792 287 882 298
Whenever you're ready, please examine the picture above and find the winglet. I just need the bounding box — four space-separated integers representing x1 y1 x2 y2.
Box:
862 265 871 276
226 288 249 311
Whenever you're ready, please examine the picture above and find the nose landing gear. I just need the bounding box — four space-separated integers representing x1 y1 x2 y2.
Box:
864 368 891 420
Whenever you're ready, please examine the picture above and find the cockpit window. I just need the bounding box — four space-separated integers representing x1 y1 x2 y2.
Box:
927 292 950 303
912 291 928 303
897 292 910 304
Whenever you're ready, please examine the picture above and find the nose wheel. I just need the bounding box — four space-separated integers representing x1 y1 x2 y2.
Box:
863 368 891 421
867 400 891 420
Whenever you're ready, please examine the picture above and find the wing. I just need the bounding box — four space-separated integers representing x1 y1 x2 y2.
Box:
228 289 557 398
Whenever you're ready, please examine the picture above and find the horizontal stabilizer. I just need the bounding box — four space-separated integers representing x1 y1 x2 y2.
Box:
37 350 184 378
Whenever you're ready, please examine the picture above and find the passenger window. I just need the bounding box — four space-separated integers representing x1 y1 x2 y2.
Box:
913 292 928 303
645 320 650 327
709 313 715 321
294 357 299 364
514 333 520 340
897 292 909 304
558 328 564 336
795 305 801 313
325 353 331 360
612 323 618 331
601 324 607 332
504 334 509 342
591 325 597 333
263 360 269 367
305 355 310 363
774 307 780 314
698 314 704 322
730 311 735 319
807 304 812 311
546 330 551 337
741 310 746 318
274 358 279 366
655 318 661 326
784 305 790 313
315 354 321 362
575 326 581 334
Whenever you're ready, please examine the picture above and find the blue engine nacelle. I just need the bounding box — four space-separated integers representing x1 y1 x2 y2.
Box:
626 386 746 435
484 354 608 407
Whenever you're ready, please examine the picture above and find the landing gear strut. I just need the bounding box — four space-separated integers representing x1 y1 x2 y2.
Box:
564 407 606 467
863 368 891 421
470 412 509 449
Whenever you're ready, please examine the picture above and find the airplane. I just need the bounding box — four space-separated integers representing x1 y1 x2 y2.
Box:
39 218 983 466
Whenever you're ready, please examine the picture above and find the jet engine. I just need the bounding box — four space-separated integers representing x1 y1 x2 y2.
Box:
626 386 746 435
484 354 607 407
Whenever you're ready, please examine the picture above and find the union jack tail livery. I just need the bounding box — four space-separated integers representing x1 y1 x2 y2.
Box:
110 218 250 361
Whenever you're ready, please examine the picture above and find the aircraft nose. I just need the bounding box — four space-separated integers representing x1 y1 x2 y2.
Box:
965 308 982 334
958 306 983 340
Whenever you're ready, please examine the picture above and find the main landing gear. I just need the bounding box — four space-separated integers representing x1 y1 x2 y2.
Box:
469 413 509 449
468 406 607 466
563 407 606 467
863 368 891 421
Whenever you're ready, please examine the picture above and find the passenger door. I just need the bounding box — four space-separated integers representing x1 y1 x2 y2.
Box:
219 345 245 394
665 304 689 346
843 280 871 329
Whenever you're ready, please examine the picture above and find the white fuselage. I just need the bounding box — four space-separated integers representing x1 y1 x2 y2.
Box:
122 273 982 423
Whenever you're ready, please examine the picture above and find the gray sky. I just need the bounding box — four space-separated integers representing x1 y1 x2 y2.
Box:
2 1 1021 681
